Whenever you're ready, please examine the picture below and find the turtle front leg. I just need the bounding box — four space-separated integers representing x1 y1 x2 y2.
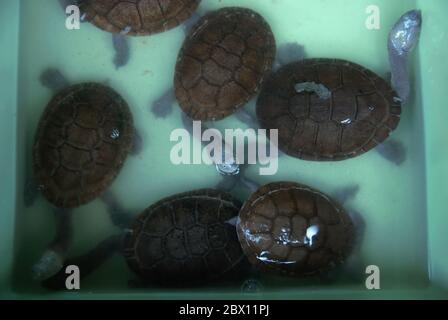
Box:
130 128 144 156
375 139 407 166
151 88 176 118
112 31 131 70
24 176 40 208
235 108 260 129
331 184 360 205
274 42 307 70
32 208 73 281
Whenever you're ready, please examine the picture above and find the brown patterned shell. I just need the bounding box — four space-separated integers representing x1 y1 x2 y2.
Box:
237 182 355 276
80 0 201 36
123 189 244 285
33 83 134 209
257 59 402 161
174 7 276 121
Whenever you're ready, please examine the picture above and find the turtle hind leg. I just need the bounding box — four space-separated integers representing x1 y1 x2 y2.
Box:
112 32 131 70
130 128 144 156
24 177 40 208
41 234 122 290
375 139 407 166
101 191 135 230
151 88 176 118
39 68 70 92
331 184 360 205
32 208 73 281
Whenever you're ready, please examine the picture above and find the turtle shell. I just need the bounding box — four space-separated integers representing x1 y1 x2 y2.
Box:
79 0 201 36
174 7 276 121
123 189 245 285
33 83 134 209
257 58 402 161
237 182 355 276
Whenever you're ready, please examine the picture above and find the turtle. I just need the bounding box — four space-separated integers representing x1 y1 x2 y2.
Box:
150 41 303 120
255 10 422 162
59 0 202 69
174 7 276 121
29 68 143 281
79 0 201 36
236 181 356 276
33 82 134 208
256 58 402 161
41 189 246 289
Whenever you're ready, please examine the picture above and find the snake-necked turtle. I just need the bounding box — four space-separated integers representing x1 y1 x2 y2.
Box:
41 189 245 288
256 10 422 162
34 82 134 207
59 0 201 69
29 69 143 281
173 7 276 121
78 0 201 36
237 181 356 276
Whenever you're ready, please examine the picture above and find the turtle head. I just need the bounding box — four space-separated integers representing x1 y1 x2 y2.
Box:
388 10 422 56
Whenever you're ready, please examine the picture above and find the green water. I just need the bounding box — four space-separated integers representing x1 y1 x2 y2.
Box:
13 0 429 296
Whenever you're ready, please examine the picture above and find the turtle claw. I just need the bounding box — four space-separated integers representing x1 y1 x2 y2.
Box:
151 89 175 118
376 139 407 165
32 250 64 281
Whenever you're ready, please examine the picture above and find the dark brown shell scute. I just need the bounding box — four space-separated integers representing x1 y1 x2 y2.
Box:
175 7 276 121
237 182 355 276
81 0 201 36
33 83 134 208
257 58 402 161
123 189 244 285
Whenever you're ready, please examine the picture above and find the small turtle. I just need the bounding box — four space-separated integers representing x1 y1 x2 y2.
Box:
151 42 302 120
34 82 134 208
174 7 276 121
59 1 201 69
30 69 142 281
237 181 355 276
79 0 201 36
256 10 422 162
41 189 245 289
257 58 402 161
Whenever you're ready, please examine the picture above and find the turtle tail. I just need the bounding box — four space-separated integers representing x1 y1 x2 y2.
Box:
41 234 123 290
32 209 73 281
